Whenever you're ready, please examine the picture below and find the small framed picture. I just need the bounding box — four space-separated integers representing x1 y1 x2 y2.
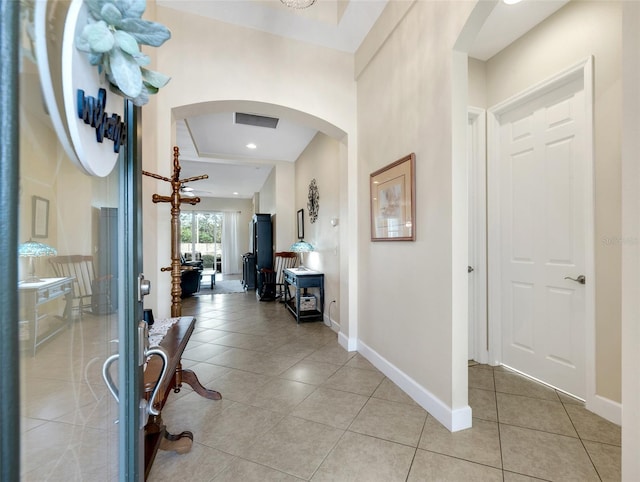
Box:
370 153 416 241
297 209 304 239
32 196 49 238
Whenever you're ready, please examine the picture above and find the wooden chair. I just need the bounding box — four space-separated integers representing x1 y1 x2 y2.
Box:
49 255 96 317
273 251 298 300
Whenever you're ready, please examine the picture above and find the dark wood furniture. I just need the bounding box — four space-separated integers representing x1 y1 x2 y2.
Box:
242 252 256 290
252 214 273 294
143 316 221 480
283 268 325 323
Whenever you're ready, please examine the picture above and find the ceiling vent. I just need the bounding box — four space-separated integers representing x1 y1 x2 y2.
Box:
234 112 279 129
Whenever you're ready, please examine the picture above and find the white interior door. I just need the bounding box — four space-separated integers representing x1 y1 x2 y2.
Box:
496 75 588 398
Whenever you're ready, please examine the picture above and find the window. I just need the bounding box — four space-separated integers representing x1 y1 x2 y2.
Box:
180 211 223 271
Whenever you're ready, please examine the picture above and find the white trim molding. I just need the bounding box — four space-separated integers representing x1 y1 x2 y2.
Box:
338 331 357 352
587 395 621 427
467 106 488 365
358 340 472 432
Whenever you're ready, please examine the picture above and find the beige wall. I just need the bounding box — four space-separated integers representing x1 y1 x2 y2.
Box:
273 162 296 252
20 68 59 280
356 0 476 413
467 58 486 108
295 133 342 327
622 1 640 475
482 0 622 403
260 169 277 217
147 5 357 319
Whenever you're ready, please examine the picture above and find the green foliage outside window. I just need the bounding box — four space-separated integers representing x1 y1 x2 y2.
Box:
180 212 223 268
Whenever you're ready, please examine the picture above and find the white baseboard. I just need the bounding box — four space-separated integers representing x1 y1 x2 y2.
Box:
324 314 340 333
338 331 357 352
357 340 472 432
587 394 622 426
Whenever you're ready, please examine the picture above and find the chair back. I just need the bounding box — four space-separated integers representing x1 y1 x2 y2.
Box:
49 255 95 305
274 251 298 285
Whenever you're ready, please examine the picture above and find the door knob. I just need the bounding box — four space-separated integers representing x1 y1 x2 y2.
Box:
564 275 586 285
138 273 151 301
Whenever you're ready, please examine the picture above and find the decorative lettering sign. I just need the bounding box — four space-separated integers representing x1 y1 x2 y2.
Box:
76 89 127 153
35 0 124 177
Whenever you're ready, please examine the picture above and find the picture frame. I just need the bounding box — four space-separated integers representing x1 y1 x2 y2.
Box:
370 153 416 241
297 209 305 240
32 196 50 238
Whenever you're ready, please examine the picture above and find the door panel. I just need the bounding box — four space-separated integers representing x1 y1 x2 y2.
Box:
500 85 586 398
16 2 142 478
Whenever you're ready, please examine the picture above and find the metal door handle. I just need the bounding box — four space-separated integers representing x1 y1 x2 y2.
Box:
564 275 586 285
102 345 169 419
145 346 169 416
102 353 120 403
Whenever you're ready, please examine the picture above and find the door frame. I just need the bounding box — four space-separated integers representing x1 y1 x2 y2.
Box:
487 57 597 407
468 107 488 364
0 2 21 479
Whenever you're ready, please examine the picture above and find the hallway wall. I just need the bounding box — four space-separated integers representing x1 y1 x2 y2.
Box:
355 0 477 428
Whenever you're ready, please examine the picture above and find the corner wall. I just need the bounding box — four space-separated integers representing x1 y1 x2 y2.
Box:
355 0 476 429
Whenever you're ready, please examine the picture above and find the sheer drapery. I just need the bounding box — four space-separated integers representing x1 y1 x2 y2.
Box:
222 211 241 274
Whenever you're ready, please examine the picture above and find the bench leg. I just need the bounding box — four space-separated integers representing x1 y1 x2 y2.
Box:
181 368 222 400
159 430 193 454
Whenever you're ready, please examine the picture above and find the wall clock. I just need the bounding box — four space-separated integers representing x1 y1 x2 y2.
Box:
307 179 319 223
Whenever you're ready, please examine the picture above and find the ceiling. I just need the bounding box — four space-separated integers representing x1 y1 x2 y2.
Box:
160 0 569 199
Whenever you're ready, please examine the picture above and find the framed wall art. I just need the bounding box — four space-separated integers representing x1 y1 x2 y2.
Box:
32 196 50 238
297 209 305 239
370 153 415 241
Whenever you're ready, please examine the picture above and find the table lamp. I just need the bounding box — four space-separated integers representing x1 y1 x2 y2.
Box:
290 239 314 269
18 240 57 282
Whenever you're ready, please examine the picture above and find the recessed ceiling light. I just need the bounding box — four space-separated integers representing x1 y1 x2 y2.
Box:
246 143 257 149
503 0 523 4
233 192 239 196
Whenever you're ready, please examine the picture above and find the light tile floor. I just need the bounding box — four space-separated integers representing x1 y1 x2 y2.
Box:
18 279 621 481
148 288 622 481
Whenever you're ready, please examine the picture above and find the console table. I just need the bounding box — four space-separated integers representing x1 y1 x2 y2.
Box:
283 268 324 323
143 316 221 480
18 277 73 355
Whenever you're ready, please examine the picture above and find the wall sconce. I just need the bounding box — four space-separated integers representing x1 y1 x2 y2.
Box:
330 218 339 227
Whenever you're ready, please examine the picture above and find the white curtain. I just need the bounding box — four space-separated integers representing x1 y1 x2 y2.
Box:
222 211 241 274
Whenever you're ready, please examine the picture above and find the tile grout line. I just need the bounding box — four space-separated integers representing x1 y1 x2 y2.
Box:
492 366 506 481
404 409 430 481
559 396 604 481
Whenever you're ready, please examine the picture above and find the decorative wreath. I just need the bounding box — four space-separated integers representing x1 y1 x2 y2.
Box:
307 178 319 223
75 0 172 106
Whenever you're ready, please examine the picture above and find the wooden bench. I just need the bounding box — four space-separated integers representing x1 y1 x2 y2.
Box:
143 317 221 479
